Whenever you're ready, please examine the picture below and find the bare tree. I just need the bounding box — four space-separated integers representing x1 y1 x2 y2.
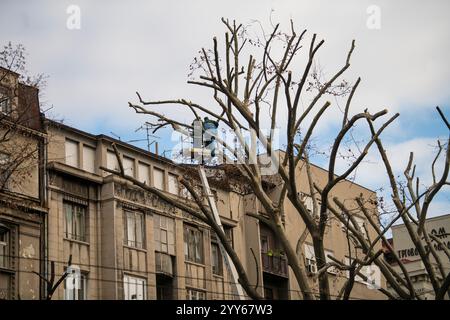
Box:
105 19 449 300
327 106 450 300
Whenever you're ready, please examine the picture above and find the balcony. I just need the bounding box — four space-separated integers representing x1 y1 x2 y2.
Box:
261 252 288 278
155 252 174 277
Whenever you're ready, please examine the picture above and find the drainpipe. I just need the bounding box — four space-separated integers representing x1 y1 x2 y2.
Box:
41 116 49 299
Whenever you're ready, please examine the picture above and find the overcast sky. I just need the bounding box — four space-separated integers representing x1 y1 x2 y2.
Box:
1 0 449 217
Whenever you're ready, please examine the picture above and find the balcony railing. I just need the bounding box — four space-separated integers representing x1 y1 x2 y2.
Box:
261 252 288 277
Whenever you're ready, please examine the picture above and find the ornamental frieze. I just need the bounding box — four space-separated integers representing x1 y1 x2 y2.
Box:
113 182 177 214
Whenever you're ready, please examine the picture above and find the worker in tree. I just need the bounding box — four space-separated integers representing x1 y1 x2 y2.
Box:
203 117 219 157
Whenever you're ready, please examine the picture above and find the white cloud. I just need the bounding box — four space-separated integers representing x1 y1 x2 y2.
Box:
339 137 445 189
1 0 449 211
331 136 449 217
1 0 449 132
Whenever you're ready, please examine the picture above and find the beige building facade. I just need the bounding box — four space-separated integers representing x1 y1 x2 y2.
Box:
44 120 386 300
1 67 386 300
0 67 47 300
45 121 240 300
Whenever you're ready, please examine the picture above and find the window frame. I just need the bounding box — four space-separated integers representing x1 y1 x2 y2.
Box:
0 95 11 114
183 224 204 264
153 167 165 190
180 185 193 200
0 225 10 269
325 249 337 274
64 201 88 242
82 144 96 173
168 173 179 195
123 274 147 300
137 162 150 185
65 138 80 168
124 210 145 249
153 214 175 255
0 152 11 190
210 242 223 276
224 226 234 249
123 156 135 178
260 234 269 253
340 214 368 239
186 288 206 300
304 243 317 274
106 150 120 171
63 269 88 300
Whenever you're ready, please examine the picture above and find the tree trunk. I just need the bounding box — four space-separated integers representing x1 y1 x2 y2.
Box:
272 222 316 300
312 236 331 300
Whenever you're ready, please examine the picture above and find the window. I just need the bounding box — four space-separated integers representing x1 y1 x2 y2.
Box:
364 264 380 288
184 225 203 264
153 214 175 255
211 242 223 276
299 192 314 213
354 216 368 239
344 256 367 282
325 250 337 274
123 274 146 300
0 226 9 269
0 153 11 190
0 223 13 300
124 210 145 249
341 215 368 239
160 229 168 253
224 226 234 249
260 235 269 253
153 168 164 190
180 186 193 200
0 95 11 114
304 244 317 274
64 202 87 242
106 150 120 171
168 173 179 195
82 145 96 173
344 256 379 287
138 162 150 185
186 288 205 300
123 156 135 177
64 268 87 300
65 139 79 168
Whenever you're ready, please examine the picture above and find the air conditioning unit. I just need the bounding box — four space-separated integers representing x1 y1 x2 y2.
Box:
306 262 317 275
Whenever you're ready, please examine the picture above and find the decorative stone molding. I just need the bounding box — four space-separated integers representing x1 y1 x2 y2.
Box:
114 182 177 214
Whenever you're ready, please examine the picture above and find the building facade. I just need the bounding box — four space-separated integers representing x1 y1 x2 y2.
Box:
1 67 386 300
387 214 450 299
0 67 47 300
44 120 385 300
45 121 241 300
